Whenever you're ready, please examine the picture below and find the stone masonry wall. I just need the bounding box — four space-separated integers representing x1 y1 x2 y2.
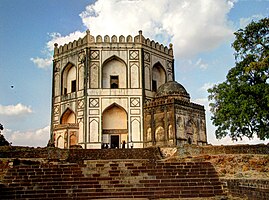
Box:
222 179 269 200
163 144 269 200
1 145 269 199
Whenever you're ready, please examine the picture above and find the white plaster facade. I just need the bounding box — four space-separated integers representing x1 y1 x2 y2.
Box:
51 30 174 149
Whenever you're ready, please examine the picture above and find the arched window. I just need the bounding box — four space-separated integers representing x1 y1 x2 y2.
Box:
102 56 127 89
62 63 76 94
152 62 166 92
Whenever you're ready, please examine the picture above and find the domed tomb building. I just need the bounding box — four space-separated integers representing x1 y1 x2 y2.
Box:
143 81 207 147
50 30 207 149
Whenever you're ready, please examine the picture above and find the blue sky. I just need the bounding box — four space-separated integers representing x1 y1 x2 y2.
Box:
0 0 268 147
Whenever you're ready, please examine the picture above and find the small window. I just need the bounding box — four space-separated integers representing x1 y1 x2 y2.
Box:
152 80 157 92
110 76 119 89
64 88 67 95
71 80 76 92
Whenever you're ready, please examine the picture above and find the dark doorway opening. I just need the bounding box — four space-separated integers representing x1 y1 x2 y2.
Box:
111 135 119 148
71 80 76 92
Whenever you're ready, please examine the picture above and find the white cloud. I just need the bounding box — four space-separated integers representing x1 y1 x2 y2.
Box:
195 58 208 70
30 57 52 69
192 98 208 107
239 14 264 28
31 31 85 69
80 0 235 58
3 126 50 147
46 31 85 51
0 103 32 116
200 82 215 92
32 0 236 68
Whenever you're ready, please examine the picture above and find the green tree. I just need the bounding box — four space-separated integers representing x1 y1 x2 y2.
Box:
0 123 10 146
208 17 269 141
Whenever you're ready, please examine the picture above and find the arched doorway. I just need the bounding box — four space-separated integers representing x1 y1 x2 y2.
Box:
102 104 127 148
54 108 79 148
60 108 76 124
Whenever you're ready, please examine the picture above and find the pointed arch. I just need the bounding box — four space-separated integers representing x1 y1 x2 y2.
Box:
102 55 127 67
102 103 128 148
102 103 127 130
152 62 166 92
57 136 64 148
155 126 165 141
102 56 127 88
69 132 77 146
60 108 76 124
61 62 77 94
186 119 198 144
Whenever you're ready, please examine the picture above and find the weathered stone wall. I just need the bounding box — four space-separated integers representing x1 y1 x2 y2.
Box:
162 144 269 200
222 179 269 200
1 159 224 199
1 145 269 199
175 144 269 157
0 146 161 163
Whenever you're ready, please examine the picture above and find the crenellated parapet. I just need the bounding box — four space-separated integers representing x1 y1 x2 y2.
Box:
54 30 173 56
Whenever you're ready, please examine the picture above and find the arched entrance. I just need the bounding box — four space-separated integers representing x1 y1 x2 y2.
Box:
102 104 127 148
54 108 79 148
60 108 76 124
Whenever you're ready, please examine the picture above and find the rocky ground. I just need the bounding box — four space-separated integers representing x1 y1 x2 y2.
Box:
161 147 269 179
175 154 269 179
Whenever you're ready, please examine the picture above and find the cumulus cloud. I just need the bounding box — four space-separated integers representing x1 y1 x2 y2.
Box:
239 14 264 28
31 31 85 69
0 103 32 116
192 98 208 106
32 0 236 68
200 82 216 92
46 31 86 51
30 57 52 69
3 126 50 147
80 0 235 58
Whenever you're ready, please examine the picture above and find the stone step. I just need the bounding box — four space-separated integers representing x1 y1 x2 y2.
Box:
4 179 223 192
1 161 224 199
1 186 223 199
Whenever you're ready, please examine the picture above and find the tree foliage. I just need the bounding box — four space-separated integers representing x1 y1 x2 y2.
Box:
208 18 269 141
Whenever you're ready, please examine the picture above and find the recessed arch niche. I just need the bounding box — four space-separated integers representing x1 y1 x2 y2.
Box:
152 62 166 92
62 62 77 94
102 103 128 148
60 108 76 124
102 56 127 89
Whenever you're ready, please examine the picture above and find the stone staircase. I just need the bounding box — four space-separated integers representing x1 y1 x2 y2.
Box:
0 159 224 199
